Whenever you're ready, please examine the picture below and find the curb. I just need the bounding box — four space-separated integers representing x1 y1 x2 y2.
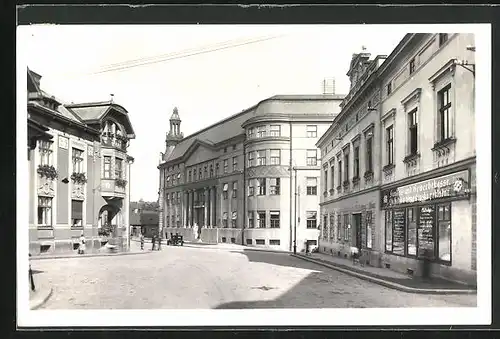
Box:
30 286 54 310
291 254 476 295
30 250 151 261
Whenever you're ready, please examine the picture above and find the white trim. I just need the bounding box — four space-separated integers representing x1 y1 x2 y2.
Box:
428 59 457 85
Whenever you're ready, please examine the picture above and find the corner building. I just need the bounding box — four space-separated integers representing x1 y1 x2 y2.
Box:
27 69 136 255
158 95 344 252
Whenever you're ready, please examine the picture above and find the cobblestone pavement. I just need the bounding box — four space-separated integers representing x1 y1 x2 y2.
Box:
34 246 476 309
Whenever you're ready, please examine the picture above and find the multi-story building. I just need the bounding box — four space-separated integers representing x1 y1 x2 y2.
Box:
158 94 344 252
27 69 136 255
317 33 476 285
317 50 387 265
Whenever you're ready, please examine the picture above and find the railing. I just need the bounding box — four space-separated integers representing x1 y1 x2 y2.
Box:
101 134 127 151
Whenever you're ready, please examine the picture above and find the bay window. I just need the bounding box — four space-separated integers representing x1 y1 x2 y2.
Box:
257 178 266 195
115 157 123 179
247 151 255 168
257 150 266 166
103 156 112 178
270 178 280 195
270 125 281 137
270 149 280 165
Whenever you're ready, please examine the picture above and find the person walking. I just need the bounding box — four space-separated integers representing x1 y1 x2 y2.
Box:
151 234 156 251
79 232 86 255
140 233 144 250
157 233 162 251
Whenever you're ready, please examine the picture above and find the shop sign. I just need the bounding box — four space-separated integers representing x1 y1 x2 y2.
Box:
381 170 470 208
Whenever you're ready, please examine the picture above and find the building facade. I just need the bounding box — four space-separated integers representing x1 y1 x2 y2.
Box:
317 51 387 265
317 33 476 285
158 95 344 252
27 69 136 255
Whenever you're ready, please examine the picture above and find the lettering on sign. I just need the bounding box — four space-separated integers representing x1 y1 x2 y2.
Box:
381 170 470 208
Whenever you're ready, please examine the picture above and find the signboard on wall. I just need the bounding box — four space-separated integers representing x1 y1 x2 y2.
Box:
381 170 470 209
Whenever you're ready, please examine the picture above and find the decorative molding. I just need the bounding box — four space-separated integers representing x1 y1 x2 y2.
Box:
401 88 422 111
350 133 361 144
362 123 375 135
37 177 55 197
58 135 68 150
381 108 396 123
428 59 457 86
88 145 94 156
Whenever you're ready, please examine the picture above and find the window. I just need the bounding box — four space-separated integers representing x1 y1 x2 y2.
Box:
188 170 192 182
233 144 237 150
215 163 219 175
306 177 317 195
338 159 342 185
37 196 52 226
270 211 280 228
247 151 254 168
248 211 254 228
246 239 253 245
115 157 123 179
438 84 451 142
392 209 406 255
38 140 53 166
322 215 328 239
408 109 418 155
209 165 213 178
257 178 266 195
270 149 280 165
407 207 417 256
224 147 227 153
337 214 342 240
177 192 181 204
232 156 238 171
439 33 449 46
223 212 228 228
248 127 255 138
324 168 328 193
306 125 317 138
270 125 281 137
269 239 280 246
257 126 266 138
353 146 360 178
193 169 197 181
306 211 317 229
176 214 181 227
409 58 416 75
204 166 208 178
166 215 170 226
257 211 266 228
385 210 393 252
366 137 373 172
231 211 237 228
248 179 254 196
256 239 265 245
71 200 83 227
344 152 349 182
166 193 170 206
198 168 202 180
270 178 280 195
232 181 238 198
306 149 317 166
366 211 373 249
104 156 112 178
257 150 266 166
330 164 335 190
223 159 228 173
223 183 229 200
72 148 84 173
343 214 350 242
386 82 392 96
329 214 335 240
437 204 451 262
386 125 394 165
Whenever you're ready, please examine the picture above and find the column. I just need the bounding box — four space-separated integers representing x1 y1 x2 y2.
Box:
212 186 217 227
204 187 209 227
192 190 197 226
207 187 211 227
183 190 188 227
190 190 194 226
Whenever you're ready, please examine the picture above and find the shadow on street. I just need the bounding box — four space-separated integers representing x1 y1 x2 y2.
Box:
228 249 328 271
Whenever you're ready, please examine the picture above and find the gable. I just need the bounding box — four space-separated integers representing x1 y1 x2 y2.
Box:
184 142 217 167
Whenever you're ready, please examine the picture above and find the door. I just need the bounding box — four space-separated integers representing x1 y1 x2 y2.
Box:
353 213 362 249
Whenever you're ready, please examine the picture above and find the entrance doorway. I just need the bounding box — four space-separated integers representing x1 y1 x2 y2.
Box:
352 213 362 250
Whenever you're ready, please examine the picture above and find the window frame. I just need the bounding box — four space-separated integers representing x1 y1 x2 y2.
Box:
366 136 373 172
306 177 318 195
257 178 266 196
438 84 452 142
270 211 280 228
71 199 83 228
223 159 229 174
248 211 254 228
386 125 394 165
103 156 112 179
270 125 281 137
408 108 419 155
306 149 318 166
270 149 281 165
37 196 53 227
72 148 85 174
257 211 266 228
115 157 123 179
306 211 317 229
257 150 266 166
270 178 280 195
306 125 318 138
38 140 53 166
247 151 255 168
353 146 360 178
437 203 452 264
248 179 254 196
232 181 238 198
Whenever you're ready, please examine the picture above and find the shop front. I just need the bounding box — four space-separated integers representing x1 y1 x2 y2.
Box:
380 168 476 285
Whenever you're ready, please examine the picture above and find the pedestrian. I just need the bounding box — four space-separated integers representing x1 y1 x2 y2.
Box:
79 232 86 255
157 233 162 251
151 234 156 251
140 233 144 250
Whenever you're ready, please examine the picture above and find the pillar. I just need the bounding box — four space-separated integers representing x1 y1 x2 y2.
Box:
184 190 188 227
204 187 209 227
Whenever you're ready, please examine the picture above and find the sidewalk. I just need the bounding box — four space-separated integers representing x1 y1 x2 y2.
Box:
293 252 477 295
182 241 292 254
31 242 151 260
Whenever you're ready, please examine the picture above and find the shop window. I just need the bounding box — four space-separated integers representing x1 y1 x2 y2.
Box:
37 196 53 227
366 211 373 249
392 209 406 256
385 210 393 252
247 179 254 196
270 178 280 195
71 200 83 228
270 211 280 228
417 205 436 259
307 211 317 229
437 204 452 262
407 207 418 256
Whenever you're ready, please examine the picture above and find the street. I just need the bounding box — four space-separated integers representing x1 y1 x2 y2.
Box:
34 246 476 309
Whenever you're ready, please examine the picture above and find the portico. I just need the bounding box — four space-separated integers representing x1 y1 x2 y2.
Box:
185 186 218 228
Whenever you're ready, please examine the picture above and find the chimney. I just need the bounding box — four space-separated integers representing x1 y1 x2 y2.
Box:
322 78 336 95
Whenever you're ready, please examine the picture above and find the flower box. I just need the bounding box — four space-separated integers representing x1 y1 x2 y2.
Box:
37 165 58 180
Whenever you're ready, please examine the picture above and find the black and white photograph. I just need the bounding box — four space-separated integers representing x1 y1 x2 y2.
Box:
17 21 491 327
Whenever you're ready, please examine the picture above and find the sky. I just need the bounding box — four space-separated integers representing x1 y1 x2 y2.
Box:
19 24 405 202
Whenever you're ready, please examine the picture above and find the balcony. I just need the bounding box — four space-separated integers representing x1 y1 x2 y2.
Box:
101 133 127 151
100 178 127 199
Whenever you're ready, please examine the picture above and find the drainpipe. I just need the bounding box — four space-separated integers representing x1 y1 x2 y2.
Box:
242 139 246 246
289 121 293 252
294 167 297 254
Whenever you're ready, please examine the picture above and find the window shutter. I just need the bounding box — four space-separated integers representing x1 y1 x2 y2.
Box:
71 200 83 219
